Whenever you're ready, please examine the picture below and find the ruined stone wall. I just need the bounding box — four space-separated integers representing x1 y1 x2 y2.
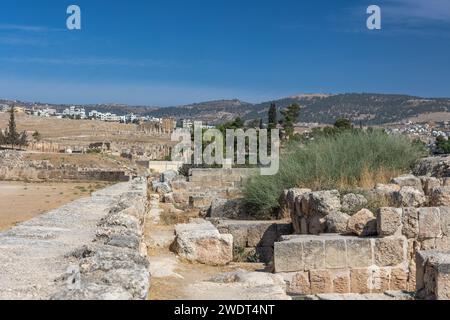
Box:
51 178 150 300
416 250 450 300
0 179 150 300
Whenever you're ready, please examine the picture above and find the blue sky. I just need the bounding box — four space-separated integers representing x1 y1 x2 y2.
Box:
0 0 449 106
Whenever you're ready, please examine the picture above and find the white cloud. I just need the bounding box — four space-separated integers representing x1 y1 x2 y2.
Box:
0 24 62 32
0 56 171 68
384 0 450 23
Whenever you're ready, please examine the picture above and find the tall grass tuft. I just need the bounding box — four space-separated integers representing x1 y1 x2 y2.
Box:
244 130 427 218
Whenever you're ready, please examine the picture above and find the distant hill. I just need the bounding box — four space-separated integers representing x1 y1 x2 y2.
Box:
145 93 450 125
3 93 450 125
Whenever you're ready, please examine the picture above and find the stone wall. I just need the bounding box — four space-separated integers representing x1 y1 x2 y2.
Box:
274 234 411 295
416 250 450 300
0 179 150 300
212 220 292 263
51 178 150 300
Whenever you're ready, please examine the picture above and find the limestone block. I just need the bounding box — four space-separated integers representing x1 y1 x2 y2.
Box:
341 193 368 213
280 272 311 295
350 269 371 294
310 270 333 294
430 186 450 206
418 207 442 240
247 223 278 247
420 176 441 196
309 190 341 217
303 239 326 270
331 270 351 294
346 238 373 268
374 236 407 267
274 239 303 273
440 207 450 236
402 208 419 239
325 211 350 234
377 207 403 237
390 267 409 291
391 174 423 190
324 238 347 269
347 209 377 237
370 267 391 294
393 186 427 207
172 220 233 266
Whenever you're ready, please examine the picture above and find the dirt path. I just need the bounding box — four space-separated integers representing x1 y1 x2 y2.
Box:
0 181 110 231
144 197 265 301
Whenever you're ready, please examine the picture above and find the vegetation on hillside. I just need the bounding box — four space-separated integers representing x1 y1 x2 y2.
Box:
244 129 427 218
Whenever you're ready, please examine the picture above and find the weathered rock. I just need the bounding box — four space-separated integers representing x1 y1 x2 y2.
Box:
209 198 248 219
187 270 291 300
402 208 419 239
152 181 172 195
341 193 368 213
309 190 341 217
172 220 233 266
420 177 442 196
161 170 178 183
325 212 351 234
418 208 442 240
430 187 450 206
391 174 423 190
414 156 450 178
162 192 175 204
377 207 403 237
416 250 450 300
347 209 377 237
393 187 427 207
374 236 407 267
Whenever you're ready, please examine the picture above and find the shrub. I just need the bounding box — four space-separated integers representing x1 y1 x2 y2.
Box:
244 130 427 218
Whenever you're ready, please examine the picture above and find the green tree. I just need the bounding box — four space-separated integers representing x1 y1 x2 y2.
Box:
268 103 277 130
334 118 353 130
0 129 5 145
32 131 42 142
281 103 300 139
5 106 20 149
18 131 28 147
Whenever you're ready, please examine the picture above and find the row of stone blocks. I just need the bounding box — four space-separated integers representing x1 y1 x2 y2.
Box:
274 234 412 295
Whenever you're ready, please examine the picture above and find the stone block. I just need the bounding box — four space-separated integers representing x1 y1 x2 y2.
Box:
393 186 427 207
303 239 326 270
402 208 419 239
350 268 371 294
374 237 407 267
310 270 333 294
391 174 423 190
440 207 450 236
324 238 347 269
377 207 403 237
390 267 408 291
247 223 278 247
418 208 442 240
331 270 351 294
274 240 303 273
347 209 377 237
309 190 341 217
281 272 311 295
430 186 450 206
346 238 373 268
420 176 441 196
370 267 391 294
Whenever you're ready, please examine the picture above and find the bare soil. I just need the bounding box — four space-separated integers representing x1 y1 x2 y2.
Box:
0 181 111 231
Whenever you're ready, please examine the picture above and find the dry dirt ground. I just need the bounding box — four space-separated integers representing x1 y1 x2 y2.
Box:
144 202 265 300
0 181 111 231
